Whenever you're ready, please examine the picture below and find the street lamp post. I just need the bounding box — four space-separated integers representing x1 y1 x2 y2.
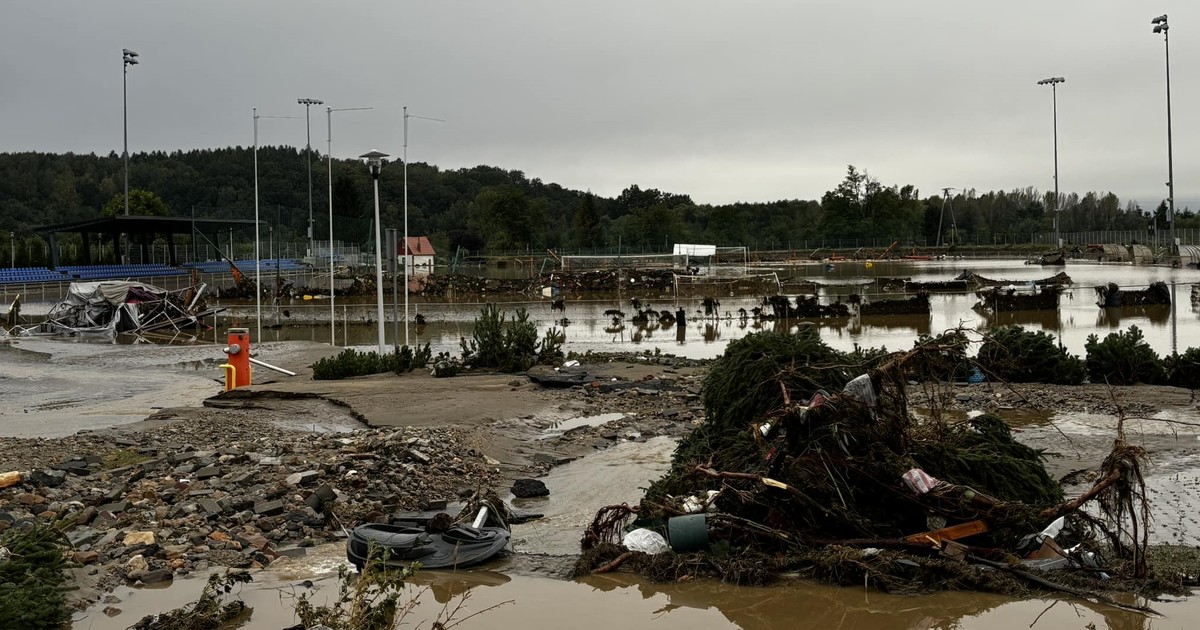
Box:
254 110 301 343
1037 76 1065 248
361 150 389 355
298 98 324 261
122 49 138 216
326 106 373 346
1151 14 1175 252
401 107 445 347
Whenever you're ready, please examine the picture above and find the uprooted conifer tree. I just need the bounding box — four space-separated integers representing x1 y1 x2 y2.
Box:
577 328 1173 607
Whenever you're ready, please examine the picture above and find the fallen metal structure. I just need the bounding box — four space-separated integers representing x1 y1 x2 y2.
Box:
1027 250 1066 266
956 271 1073 289
1095 281 1171 307
24 280 222 338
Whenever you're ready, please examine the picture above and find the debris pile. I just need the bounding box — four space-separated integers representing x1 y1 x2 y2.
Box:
22 281 221 338
760 295 851 320
1096 282 1171 308
859 292 931 316
974 286 1061 313
575 328 1177 605
0 412 499 607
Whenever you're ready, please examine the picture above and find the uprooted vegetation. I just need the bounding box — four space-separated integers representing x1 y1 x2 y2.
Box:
0 524 72 630
575 327 1191 608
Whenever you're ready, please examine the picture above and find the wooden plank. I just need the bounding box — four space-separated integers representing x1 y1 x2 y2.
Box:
902 520 988 545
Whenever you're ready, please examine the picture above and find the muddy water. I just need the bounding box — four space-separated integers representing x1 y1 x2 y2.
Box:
135 259 1200 360
75 430 1200 630
73 562 1200 630
0 340 219 437
510 436 677 556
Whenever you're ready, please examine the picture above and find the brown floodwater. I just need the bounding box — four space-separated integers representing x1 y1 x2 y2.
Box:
93 259 1195 361
73 416 1200 630
71 561 1200 630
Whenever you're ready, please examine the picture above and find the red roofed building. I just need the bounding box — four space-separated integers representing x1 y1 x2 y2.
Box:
401 236 436 269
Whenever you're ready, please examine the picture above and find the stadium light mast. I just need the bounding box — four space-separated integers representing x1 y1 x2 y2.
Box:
1037 76 1065 247
400 107 445 347
325 106 373 346
1151 14 1176 252
298 98 324 261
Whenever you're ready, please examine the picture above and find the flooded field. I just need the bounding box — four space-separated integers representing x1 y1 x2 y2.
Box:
6 260 1200 629
20 258 1185 360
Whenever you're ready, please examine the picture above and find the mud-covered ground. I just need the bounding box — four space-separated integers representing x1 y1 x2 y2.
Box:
3 337 1200 625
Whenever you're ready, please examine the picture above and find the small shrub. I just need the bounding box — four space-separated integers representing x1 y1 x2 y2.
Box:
461 304 564 372
1165 347 1200 388
976 326 1085 385
312 344 432 380
1084 325 1165 385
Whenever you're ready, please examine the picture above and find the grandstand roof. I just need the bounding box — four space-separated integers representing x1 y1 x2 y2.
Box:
33 216 263 269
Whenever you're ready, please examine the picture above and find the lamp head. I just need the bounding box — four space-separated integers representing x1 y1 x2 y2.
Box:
1151 14 1168 25
122 48 139 57
1153 24 1167 33
360 149 389 173
298 98 324 106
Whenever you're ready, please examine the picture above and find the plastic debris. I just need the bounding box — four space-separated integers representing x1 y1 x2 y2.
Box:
622 528 669 555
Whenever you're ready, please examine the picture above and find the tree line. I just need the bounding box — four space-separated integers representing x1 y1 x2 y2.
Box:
0 149 1193 265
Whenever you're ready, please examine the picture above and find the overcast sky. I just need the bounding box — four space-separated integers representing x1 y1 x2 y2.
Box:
2 1 1197 208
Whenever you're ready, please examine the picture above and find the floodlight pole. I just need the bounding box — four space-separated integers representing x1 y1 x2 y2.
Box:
254 108 261 342
298 98 324 261
253 111 302 344
1037 77 1065 247
401 108 446 348
325 106 373 346
1151 15 1176 251
122 49 138 217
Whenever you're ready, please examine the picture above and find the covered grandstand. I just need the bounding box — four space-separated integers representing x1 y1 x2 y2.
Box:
33 215 262 269
0 217 318 288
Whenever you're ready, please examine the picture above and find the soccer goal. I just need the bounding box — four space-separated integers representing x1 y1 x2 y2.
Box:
561 245 749 276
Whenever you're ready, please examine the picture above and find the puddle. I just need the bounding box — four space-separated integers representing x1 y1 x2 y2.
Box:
538 412 627 439
511 436 676 556
75 545 1200 630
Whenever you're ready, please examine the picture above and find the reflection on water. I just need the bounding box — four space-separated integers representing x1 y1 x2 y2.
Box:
1096 305 1172 328
976 308 1064 331
184 260 1197 360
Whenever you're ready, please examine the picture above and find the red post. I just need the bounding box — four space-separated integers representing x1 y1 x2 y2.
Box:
224 327 252 388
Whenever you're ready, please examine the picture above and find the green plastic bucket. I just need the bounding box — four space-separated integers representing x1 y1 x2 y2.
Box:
667 514 710 553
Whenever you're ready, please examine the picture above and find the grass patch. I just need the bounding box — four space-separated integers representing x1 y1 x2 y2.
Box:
102 448 151 469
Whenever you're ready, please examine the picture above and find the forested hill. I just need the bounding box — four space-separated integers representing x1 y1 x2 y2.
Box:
0 149 1178 256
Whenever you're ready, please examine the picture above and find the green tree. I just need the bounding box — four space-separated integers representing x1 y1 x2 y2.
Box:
570 193 601 249
101 188 170 217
